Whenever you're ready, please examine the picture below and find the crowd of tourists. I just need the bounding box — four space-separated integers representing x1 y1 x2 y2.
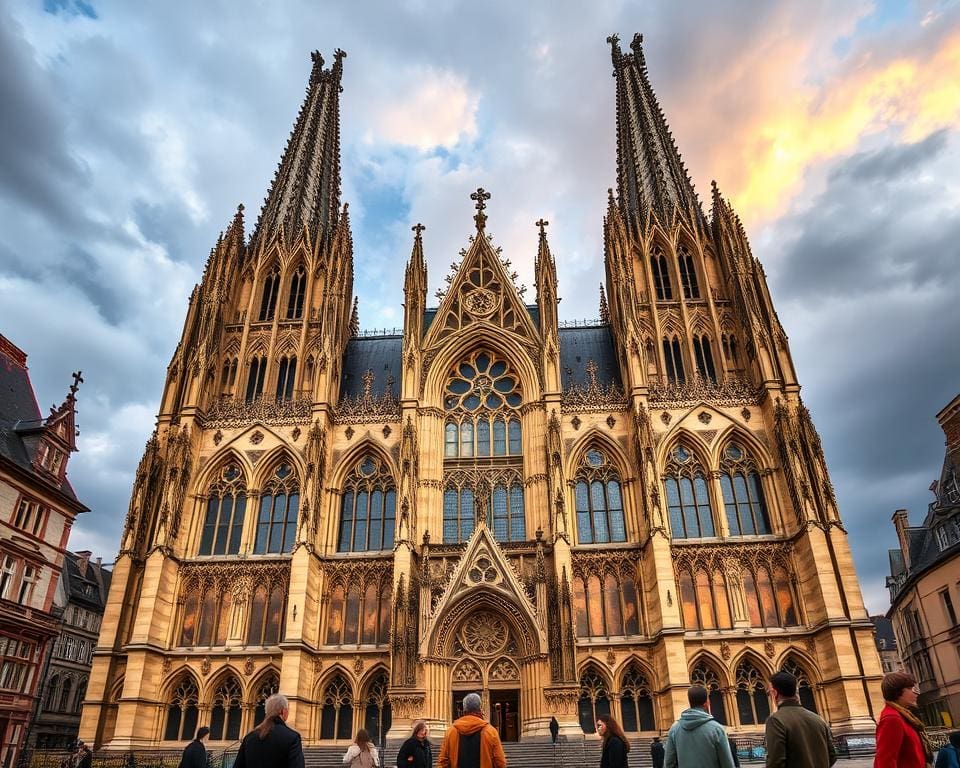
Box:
169 670 958 768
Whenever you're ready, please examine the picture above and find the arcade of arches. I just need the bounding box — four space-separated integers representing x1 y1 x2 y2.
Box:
79 41 883 750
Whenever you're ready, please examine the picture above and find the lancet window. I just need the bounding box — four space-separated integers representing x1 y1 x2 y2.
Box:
651 248 672 301
337 457 396 553
275 356 297 402
254 672 281 724
665 445 714 538
254 462 300 555
324 565 392 646
286 266 306 320
690 662 726 724
781 658 817 713
363 672 392 744
210 675 243 741
620 663 656 732
198 464 247 556
572 554 642 638
693 335 717 383
574 448 627 544
442 350 525 543
662 337 685 384
678 246 700 299
720 444 771 536
220 357 238 396
163 675 199 741
178 574 233 647
245 357 267 402
577 668 611 733
58 677 73 713
676 566 733 630
743 563 798 628
319 674 353 740
258 269 280 322
246 583 285 645
722 334 740 366
735 661 771 725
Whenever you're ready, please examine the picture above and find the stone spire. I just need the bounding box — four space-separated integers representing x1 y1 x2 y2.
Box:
607 33 705 234
252 48 346 248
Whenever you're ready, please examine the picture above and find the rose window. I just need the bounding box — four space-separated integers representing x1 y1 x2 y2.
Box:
460 612 508 656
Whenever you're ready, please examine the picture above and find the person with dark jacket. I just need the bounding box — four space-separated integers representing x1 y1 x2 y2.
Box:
874 671 933 768
728 737 740 768
234 693 305 768
764 672 836 768
650 736 665 768
179 727 210 768
397 720 433 768
597 715 630 768
550 717 559 745
936 732 960 768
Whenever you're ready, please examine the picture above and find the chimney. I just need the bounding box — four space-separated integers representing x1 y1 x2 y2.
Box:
892 510 912 570
75 550 92 577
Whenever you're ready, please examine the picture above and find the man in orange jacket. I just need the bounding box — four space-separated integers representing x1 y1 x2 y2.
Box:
437 693 508 768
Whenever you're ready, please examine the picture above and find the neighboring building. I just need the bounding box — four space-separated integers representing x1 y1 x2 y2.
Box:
871 615 903 674
0 335 88 766
887 393 960 726
80 37 882 750
30 551 111 749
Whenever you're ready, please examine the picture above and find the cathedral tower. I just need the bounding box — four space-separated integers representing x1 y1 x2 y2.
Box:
81 38 880 751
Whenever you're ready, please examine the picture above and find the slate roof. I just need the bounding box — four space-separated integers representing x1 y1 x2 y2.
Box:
559 326 623 391
62 552 112 612
871 615 898 650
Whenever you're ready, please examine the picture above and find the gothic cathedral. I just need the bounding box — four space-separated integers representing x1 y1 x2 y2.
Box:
80 36 882 749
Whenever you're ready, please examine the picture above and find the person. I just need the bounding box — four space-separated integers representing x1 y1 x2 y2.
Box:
936 732 960 768
234 692 305 768
76 744 92 768
178 726 210 768
874 671 933 768
597 715 630 768
397 720 433 768
728 737 741 768
549 716 559 745
764 671 836 768
663 685 735 768
650 736 665 768
343 728 380 767
436 692 507 768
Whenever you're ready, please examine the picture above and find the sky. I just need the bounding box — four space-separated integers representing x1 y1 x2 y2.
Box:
1 0 958 614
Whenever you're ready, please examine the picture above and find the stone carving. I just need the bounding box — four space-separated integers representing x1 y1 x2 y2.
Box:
649 375 760 408
250 430 264 445
205 396 312 427
201 657 211 677
698 411 712 424
461 612 508 656
562 359 627 412
244 657 255 676
213 429 223 446
354 656 365 674
764 639 775 659
453 658 482 683
336 369 400 424
720 641 731 660
390 694 426 719
571 415 581 430
489 658 520 682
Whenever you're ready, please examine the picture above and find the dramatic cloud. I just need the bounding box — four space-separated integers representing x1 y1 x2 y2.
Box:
2 0 957 614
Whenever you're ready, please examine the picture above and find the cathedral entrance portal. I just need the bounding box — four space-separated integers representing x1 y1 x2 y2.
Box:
490 689 520 742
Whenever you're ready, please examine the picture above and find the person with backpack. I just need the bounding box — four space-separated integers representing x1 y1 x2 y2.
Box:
342 728 380 767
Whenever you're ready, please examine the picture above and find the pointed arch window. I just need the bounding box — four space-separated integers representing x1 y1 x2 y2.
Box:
781 658 817 713
664 445 714 538
210 676 243 741
574 449 626 544
691 662 726 724
735 661 771 725
363 672 392 744
254 462 299 554
220 357 238 396
44 675 60 711
258 269 280 322
319 675 353 740
443 351 525 543
58 677 73 713
253 672 280 724
742 562 798 628
620 663 656 732
675 564 732 630
164 676 199 741
651 249 672 301
199 464 247 556
693 335 717 383
74 678 87 714
178 577 232 647
578 669 611 733
286 266 306 320
338 457 396 552
722 334 740 366
678 246 700 299
275 356 297 402
245 357 267 402
246 583 285 645
720 443 771 535
662 337 685 384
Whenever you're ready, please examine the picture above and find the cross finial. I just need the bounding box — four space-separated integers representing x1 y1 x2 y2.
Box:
536 218 549 237
412 222 426 237
70 371 84 396
470 188 491 213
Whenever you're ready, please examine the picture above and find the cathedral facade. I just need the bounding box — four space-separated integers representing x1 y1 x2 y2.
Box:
80 36 882 749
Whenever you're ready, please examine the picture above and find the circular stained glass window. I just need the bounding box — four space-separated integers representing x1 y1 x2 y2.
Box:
445 351 521 412
586 449 605 467
222 465 241 482
725 444 744 461
674 446 692 463
360 458 376 476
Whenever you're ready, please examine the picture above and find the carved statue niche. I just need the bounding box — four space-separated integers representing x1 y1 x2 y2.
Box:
299 420 326 543
398 416 419 542
546 410 567 538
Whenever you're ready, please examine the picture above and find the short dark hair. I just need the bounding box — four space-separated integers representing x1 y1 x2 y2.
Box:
688 685 708 708
770 671 797 698
881 672 916 702
196 727 210 740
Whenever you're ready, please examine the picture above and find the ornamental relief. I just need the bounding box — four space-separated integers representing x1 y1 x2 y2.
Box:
178 560 290 604
319 558 392 590
570 550 640 581
460 612 509 656
671 541 793 575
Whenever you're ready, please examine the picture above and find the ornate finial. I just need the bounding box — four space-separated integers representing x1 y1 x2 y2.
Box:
70 371 84 397
349 297 359 336
334 48 347 63
599 284 609 323
585 359 599 391
236 203 244 214
412 222 426 238
309 50 325 84
536 218 549 237
470 187 491 231
361 369 375 400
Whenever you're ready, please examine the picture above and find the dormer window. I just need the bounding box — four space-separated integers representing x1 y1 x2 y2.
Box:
36 442 65 476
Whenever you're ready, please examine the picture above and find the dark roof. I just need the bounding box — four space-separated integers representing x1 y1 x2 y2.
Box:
62 552 111 612
871 615 898 650
559 326 623 391
339 336 402 400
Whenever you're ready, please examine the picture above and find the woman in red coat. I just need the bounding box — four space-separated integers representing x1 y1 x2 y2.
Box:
874 671 933 768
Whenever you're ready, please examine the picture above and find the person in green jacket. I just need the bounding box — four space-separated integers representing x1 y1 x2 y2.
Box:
664 685 736 768
764 671 837 768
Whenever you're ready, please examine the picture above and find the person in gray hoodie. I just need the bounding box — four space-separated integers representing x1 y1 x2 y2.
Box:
664 685 736 768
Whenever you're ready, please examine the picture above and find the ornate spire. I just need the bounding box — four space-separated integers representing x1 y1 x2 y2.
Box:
349 296 359 336
470 187 491 231
599 283 609 323
252 48 346 248
609 33 705 233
